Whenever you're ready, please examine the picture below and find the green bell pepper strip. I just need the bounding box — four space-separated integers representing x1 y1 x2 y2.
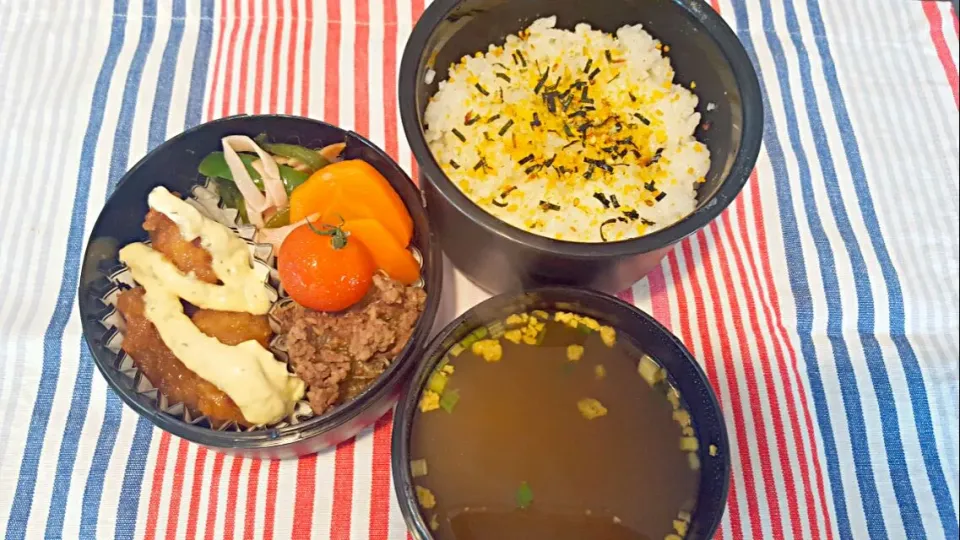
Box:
198 151 310 195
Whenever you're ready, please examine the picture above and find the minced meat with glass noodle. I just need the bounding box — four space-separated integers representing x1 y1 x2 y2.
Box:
275 274 426 414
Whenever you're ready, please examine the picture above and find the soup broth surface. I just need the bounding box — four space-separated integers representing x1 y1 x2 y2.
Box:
410 313 699 540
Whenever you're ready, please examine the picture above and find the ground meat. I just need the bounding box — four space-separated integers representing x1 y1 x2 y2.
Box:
274 273 426 414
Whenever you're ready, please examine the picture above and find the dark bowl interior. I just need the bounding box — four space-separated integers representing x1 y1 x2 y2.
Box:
392 287 730 539
400 0 762 258
78 114 442 458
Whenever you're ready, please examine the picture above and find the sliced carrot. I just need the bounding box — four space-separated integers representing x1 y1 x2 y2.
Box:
343 219 421 285
288 160 413 246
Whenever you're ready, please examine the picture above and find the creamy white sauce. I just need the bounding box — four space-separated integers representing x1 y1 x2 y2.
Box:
118 186 305 425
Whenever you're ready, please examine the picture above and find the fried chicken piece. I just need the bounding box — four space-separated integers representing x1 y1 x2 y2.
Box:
143 209 219 284
191 309 273 348
117 287 247 426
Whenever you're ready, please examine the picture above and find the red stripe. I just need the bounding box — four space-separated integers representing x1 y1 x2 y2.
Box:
284 0 300 115
706 214 799 537
220 0 243 117
646 266 671 330
163 439 191 540
236 0 255 112
355 0 371 135
409 0 425 180
719 197 815 539
667 249 749 539
222 457 245 539
300 0 314 117
143 433 173 540
268 0 285 112
184 448 209 540
242 460 262 540
923 1 960 108
615 286 634 305
689 231 784 538
324 0 342 123
953 4 958 38
263 459 280 540
253 0 269 112
205 0 229 118
203 452 228 540
262 460 281 539
369 413 395 540
291 455 318 539
745 173 836 538
330 438 357 539
383 0 399 159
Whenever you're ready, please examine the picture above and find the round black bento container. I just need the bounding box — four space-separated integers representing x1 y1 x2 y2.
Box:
392 287 730 539
399 0 763 295
77 115 442 458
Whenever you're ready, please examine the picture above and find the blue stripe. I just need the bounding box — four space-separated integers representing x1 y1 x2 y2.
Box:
797 0 959 536
725 2 857 539
40 0 157 537
750 0 910 535
185 0 214 128
114 0 214 536
77 0 188 536
4 0 130 536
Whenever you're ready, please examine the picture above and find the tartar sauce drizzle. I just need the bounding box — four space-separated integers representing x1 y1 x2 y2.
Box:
118 187 305 425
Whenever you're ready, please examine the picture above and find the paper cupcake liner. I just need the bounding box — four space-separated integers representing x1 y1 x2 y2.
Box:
92 179 315 432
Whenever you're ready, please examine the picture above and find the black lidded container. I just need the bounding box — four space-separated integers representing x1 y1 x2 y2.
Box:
78 114 443 459
399 0 763 295
392 287 731 539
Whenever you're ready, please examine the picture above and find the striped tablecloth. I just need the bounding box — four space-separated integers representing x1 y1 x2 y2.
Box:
0 0 957 538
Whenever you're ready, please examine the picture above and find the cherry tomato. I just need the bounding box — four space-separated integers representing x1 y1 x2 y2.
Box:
278 220 375 312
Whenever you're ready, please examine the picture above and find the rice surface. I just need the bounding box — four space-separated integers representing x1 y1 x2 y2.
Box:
424 17 710 243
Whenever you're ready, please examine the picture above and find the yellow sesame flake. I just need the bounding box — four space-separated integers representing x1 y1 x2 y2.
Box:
573 197 580 206
594 365 606 380
694 144 704 153
636 224 648 235
599 326 617 347
577 398 608 420
696 176 707 183
663 45 671 52
416 486 437 509
690 81 697 89
687 167 695 175
655 42 663 50
567 344 585 362
507 204 518 212
419 391 440 412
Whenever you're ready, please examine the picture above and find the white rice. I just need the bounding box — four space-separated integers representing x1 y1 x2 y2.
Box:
424 17 710 243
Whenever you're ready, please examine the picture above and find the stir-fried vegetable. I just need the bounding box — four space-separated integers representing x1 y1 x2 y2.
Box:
255 134 329 173
198 151 310 196
213 178 249 223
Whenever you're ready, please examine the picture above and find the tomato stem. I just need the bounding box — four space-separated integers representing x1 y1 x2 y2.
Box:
305 216 349 249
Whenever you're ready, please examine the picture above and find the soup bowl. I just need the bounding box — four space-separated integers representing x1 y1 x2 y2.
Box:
77 114 443 458
392 287 730 539
399 0 762 294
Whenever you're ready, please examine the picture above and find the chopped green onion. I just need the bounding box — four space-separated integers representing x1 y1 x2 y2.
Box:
495 72 511 82
449 159 460 169
439 389 460 413
516 482 534 510
498 119 514 136
518 154 535 165
451 128 466 142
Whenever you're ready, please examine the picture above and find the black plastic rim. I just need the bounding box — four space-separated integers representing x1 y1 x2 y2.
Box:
399 0 763 259
392 287 731 539
78 114 444 452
